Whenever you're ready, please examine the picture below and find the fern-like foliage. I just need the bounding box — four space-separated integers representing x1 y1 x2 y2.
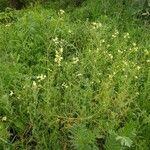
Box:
105 121 137 150
69 124 98 150
105 130 121 150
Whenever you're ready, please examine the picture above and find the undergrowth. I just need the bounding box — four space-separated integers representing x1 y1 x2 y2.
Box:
0 1 150 149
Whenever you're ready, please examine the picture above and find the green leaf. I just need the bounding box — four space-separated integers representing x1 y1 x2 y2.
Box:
105 130 121 150
69 124 98 150
116 136 133 147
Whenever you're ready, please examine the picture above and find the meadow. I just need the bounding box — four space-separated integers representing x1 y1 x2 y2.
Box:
0 0 150 149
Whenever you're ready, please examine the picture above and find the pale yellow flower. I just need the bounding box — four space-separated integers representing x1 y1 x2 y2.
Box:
32 81 37 89
112 29 119 38
62 83 68 88
5 23 11 27
108 54 113 59
72 57 79 64
144 49 149 55
2 116 7 121
37 74 46 82
146 60 150 63
91 22 102 29
9 91 14 96
137 66 141 70
59 9 65 15
123 33 130 39
52 37 59 44
133 43 137 47
118 50 123 54
76 73 82 77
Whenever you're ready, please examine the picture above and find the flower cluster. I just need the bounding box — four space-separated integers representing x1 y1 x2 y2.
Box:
52 37 59 44
37 74 46 82
62 82 68 89
123 32 130 39
52 37 66 46
132 43 138 52
112 29 119 38
55 47 63 66
108 53 113 60
59 9 65 15
72 57 79 64
118 50 123 54
91 22 102 29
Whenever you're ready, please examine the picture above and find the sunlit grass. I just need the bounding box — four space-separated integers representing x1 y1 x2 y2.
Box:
0 2 150 149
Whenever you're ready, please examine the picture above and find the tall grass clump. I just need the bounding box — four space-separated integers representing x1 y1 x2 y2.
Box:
0 1 150 149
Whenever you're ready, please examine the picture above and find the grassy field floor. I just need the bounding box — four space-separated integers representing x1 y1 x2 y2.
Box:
0 1 150 149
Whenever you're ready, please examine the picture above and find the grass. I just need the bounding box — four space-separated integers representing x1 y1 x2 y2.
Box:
0 1 150 149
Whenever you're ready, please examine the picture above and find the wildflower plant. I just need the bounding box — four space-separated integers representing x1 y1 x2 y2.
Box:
54 47 63 66
0 1 150 149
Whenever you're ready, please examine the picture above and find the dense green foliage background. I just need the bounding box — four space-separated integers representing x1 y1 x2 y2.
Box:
0 0 150 149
